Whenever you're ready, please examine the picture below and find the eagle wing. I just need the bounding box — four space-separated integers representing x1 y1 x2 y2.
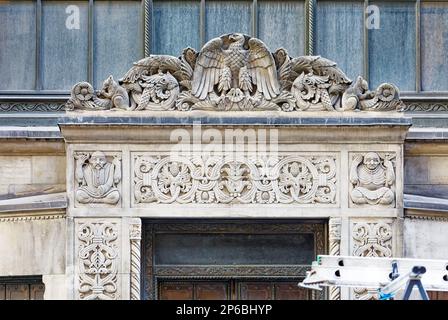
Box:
120 55 182 84
191 37 225 100
290 56 351 85
247 38 280 100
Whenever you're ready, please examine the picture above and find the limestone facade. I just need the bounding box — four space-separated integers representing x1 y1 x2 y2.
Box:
0 34 447 300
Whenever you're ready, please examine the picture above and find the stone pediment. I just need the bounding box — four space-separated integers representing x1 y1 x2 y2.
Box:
66 33 405 112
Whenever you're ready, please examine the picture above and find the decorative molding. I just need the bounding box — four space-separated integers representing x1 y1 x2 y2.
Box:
77 222 119 300
328 217 341 300
134 154 337 205
154 265 310 277
143 224 154 300
350 152 396 207
129 222 142 300
66 33 404 112
74 151 122 206
0 102 65 112
352 221 393 300
405 214 448 222
0 214 65 222
402 101 448 112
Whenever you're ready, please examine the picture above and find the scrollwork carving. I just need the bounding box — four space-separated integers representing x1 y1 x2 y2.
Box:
66 33 403 112
133 154 337 205
77 222 119 300
352 221 393 300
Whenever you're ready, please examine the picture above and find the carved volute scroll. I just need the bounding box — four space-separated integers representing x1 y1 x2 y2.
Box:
74 151 122 206
66 33 405 112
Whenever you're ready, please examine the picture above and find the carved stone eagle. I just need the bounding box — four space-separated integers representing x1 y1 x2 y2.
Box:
191 33 280 100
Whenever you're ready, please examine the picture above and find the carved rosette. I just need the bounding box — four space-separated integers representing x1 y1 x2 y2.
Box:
352 221 393 300
133 154 337 205
77 222 119 300
329 217 342 300
65 33 404 112
349 152 396 207
129 222 142 300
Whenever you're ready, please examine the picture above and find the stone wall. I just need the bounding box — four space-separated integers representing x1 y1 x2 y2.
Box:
404 214 448 259
405 142 448 198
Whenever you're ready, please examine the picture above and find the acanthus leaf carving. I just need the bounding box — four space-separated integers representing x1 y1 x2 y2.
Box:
133 154 337 205
66 33 404 112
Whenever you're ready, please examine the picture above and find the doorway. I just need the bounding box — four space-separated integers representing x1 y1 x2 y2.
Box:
159 279 310 300
142 220 326 300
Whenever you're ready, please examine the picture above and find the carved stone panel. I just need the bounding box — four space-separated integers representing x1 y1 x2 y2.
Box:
132 153 337 206
349 152 396 207
76 221 120 300
351 220 393 300
74 151 122 207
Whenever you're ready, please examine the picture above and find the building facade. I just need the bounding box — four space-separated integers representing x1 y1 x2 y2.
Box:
0 1 447 300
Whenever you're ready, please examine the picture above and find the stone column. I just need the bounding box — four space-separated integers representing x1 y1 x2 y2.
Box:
329 217 342 300
129 220 142 300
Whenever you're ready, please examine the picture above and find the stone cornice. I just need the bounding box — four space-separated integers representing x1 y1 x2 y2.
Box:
58 113 411 144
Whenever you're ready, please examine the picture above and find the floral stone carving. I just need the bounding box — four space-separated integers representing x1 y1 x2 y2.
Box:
133 154 337 205
350 152 396 206
352 221 393 300
66 33 404 112
75 151 121 205
77 222 119 300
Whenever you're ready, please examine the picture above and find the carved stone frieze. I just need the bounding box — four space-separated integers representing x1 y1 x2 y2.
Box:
350 152 396 206
0 102 65 112
66 33 404 112
77 221 119 300
133 154 337 205
74 151 122 206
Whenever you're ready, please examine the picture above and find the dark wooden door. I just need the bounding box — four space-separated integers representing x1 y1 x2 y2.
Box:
159 280 310 300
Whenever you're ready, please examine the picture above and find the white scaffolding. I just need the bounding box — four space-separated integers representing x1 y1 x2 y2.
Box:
299 255 448 300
